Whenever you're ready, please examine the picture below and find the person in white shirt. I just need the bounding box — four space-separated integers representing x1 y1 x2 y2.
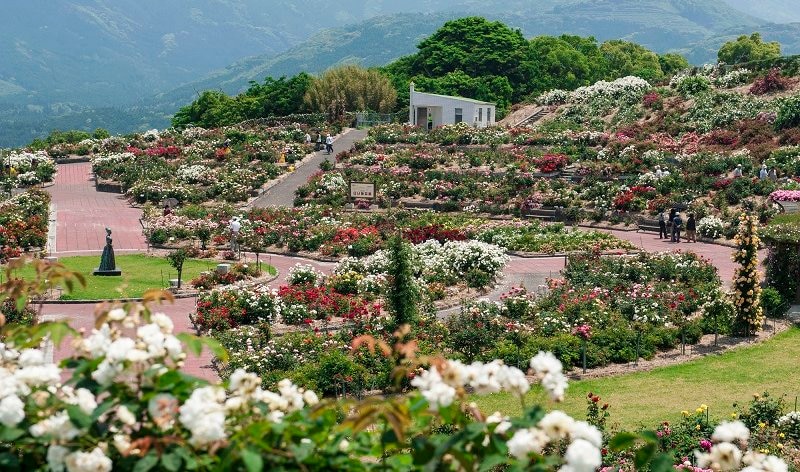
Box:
229 217 241 252
305 133 311 146
759 164 768 180
733 164 743 178
325 134 334 154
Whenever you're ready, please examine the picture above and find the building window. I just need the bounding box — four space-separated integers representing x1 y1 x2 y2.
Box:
455 108 463 123
487 108 492 123
478 107 483 122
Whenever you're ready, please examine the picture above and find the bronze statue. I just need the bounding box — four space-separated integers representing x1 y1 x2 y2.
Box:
94 227 121 276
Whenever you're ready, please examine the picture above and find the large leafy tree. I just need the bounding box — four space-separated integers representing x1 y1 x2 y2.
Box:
411 17 527 81
304 65 397 113
600 40 665 82
718 32 781 66
171 73 313 128
521 35 602 98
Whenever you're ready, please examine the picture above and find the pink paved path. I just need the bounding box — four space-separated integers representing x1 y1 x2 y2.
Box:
48 163 147 254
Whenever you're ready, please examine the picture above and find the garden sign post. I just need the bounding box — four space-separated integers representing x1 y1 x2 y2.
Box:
348 181 376 207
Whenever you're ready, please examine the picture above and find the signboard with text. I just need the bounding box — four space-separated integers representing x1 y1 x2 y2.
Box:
349 182 376 200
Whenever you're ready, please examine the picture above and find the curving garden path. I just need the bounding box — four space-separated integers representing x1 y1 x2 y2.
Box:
35 137 762 381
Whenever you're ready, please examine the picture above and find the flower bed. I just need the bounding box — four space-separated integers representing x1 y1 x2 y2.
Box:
5 151 57 187
142 206 634 257
86 124 315 204
0 190 50 261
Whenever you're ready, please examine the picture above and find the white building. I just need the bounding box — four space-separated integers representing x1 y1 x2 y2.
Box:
408 83 496 129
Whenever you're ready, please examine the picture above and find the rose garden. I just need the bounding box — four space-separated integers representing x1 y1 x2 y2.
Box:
6 36 800 472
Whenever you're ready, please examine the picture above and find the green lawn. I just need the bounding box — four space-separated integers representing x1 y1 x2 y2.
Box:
4 255 271 300
475 328 800 431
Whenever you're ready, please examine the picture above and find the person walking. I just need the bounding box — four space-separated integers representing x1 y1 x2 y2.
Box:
325 134 334 154
759 164 768 180
685 213 696 243
769 168 778 181
305 132 312 147
229 217 241 253
671 212 683 243
658 210 667 239
316 132 323 151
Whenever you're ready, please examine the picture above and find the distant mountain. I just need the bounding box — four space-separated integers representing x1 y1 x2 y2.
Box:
721 0 800 24
0 0 465 106
159 0 764 109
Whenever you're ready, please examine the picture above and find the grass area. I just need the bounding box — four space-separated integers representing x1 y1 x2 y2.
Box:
4 255 275 300
475 328 800 431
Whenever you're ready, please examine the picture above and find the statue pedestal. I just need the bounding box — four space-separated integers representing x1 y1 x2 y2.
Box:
93 269 122 276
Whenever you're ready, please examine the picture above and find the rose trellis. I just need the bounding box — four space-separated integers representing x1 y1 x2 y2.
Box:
731 213 763 336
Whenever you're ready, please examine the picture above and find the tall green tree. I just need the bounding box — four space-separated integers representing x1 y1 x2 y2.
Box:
718 32 781 66
600 40 664 82
658 53 690 77
304 65 397 113
411 16 528 98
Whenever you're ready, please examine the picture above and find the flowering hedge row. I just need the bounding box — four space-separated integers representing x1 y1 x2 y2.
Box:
0 190 50 261
86 124 314 204
143 206 635 256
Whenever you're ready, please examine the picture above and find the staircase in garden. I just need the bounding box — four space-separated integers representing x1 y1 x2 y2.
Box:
515 107 548 127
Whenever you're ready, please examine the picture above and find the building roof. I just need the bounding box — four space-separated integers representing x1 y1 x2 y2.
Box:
411 90 495 106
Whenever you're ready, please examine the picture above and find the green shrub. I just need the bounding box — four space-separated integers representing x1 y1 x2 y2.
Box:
775 95 800 130
761 287 789 318
677 76 711 96
313 351 367 397
735 392 786 429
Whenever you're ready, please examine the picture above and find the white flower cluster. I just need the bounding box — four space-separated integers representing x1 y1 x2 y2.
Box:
177 164 212 184
571 76 651 104
698 215 725 239
91 152 135 169
537 89 570 106
286 263 324 286
181 127 209 139
316 172 347 195
142 129 161 141
7 150 52 171
0 345 61 428
80 310 184 386
179 370 318 446
411 359 530 411
508 410 602 471
0 343 111 472
695 421 787 472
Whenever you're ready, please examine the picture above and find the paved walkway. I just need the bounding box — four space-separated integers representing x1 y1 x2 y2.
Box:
252 129 368 207
47 163 147 254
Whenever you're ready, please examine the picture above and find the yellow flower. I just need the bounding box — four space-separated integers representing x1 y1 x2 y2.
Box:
682 410 690 417
700 404 708 411
696 407 704 414
730 412 738 418
758 422 766 429
780 433 785 438
753 393 760 399
778 443 784 449
695 424 701 431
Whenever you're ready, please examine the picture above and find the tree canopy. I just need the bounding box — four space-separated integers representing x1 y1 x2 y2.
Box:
718 33 781 66
304 65 397 113
172 73 312 128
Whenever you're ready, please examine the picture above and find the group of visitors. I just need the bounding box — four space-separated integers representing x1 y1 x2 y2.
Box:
305 132 334 154
658 208 696 243
732 163 777 180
